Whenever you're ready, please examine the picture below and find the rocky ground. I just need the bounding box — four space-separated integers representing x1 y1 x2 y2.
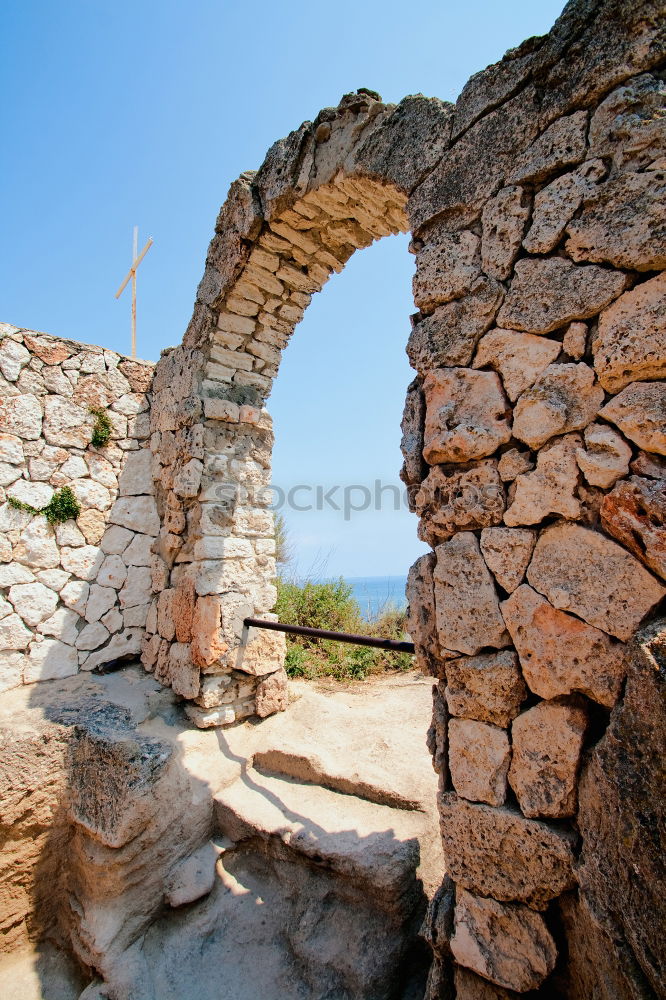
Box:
0 667 440 1000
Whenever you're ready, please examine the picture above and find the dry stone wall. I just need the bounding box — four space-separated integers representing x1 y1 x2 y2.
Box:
0 325 155 690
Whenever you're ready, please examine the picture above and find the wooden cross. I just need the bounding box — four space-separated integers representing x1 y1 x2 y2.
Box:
115 226 153 359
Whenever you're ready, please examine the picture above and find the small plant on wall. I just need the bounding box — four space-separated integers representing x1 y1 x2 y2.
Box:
90 407 112 447
8 486 81 525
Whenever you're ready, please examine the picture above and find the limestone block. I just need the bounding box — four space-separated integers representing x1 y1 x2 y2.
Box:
9 479 53 509
173 458 203 499
566 170 666 271
185 704 236 728
42 396 91 448
480 185 531 280
60 579 90 615
472 328 559 402
8 582 58 627
69 478 112 512
0 612 32 650
449 719 510 806
406 553 446 675
479 527 536 593
77 509 107 545
0 461 21 486
166 642 200 699
117 448 153 496
36 568 70 592
60 545 103 581
438 793 576 908
0 651 22 693
497 449 533 483
426 683 448 776
191 595 228 669
0 433 24 464
196 673 233 708
96 554 127 590
512 364 604 450
523 159 607 254
509 111 588 185
0 394 42 440
38 607 80 644
234 626 286 677
527 522 665 641
599 382 666 455
255 667 288 717
601 476 666 580
84 584 116 623
0 563 35 587
497 258 628 335
76 622 110 651
504 434 582 525
80 627 142 671
12 518 60 569
415 460 505 545
122 532 153 566
575 422 631 489
563 321 587 361
24 638 78 682
119 566 152 610
631 449 666 479
509 697 588 819
423 369 511 464
592 273 666 392
407 277 504 372
502 584 625 707
434 533 509 656
399 380 426 490
166 841 218 908
173 580 196 643
0 534 11 562
451 889 557 992
0 338 30 380
109 495 160 535
413 230 481 312
445 650 526 728
55 521 86 547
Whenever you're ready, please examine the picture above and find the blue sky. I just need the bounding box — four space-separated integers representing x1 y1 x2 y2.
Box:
1 0 565 578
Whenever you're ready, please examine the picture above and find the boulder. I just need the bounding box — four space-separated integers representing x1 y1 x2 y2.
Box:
512 363 604 450
479 527 536 593
599 381 666 455
601 476 666 580
448 719 510 807
592 272 666 391
415 461 505 545
481 185 531 280
504 433 582 525
472 328 559 402
575 422 632 488
445 650 526 728
423 369 511 464
413 229 482 312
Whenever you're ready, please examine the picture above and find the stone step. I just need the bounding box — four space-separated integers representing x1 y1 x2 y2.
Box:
213 767 425 901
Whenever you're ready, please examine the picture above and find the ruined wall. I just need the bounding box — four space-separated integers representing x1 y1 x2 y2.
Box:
0 326 155 689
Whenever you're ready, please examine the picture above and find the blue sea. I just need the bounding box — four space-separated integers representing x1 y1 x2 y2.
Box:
346 575 408 621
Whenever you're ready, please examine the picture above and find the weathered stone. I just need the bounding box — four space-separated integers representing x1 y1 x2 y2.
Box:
84 584 116 623
601 476 666 580
80 627 142 671
423 369 511 464
566 170 666 271
399 379 426 490
70 477 112 512
453 967 519 1000
42 396 91 448
631 449 666 479
593 273 666 392
523 159 607 254
118 448 153 496
8 582 58 627
502 584 626 707
119 566 152 610
505 433 582 526
0 394 42 440
235 627 286 677
528 522 665 641
451 889 557 992
60 545 103 581
563 321 587 360
122 533 153 567
75 622 110 651
415 461 505 545
0 338 30 380
406 553 447 676
96 554 127 590
510 697 588 819
599 381 666 455
172 581 196 644
23 638 78 682
190 595 228 668
576 422 632 488
481 185 531 281
445 650 526 728
167 642 200 699
0 651 22 693
413 229 481 312
426 684 448 776
438 793 576 909
109 495 160 535
497 449 533 483
0 612 32 650
512 364 604 450
497 258 628 335
77 509 107 546
12 518 60 569
407 278 504 373
434 533 509 656
8 479 53 509
60 579 90 615
0 433 24 464
449 719 510 806
166 842 218 908
479 527 536 593
255 667 288 717
100 524 133 555
473 328 560 403
509 111 588 185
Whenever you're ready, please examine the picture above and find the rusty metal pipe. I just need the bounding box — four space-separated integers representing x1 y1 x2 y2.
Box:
243 617 415 654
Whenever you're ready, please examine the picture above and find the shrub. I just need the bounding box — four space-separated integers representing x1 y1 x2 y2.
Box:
90 407 112 447
8 485 81 526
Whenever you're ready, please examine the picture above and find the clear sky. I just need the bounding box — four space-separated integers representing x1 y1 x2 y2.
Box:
1 0 565 579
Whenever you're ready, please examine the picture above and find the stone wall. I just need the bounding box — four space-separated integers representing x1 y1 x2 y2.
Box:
0 325 155 689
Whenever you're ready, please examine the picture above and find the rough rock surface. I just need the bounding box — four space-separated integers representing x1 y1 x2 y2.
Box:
450 889 557 992
407 553 447 676
599 381 666 454
445 650 526 729
479 527 535 593
592 272 666 391
438 794 576 909
423 369 511 464
472 328 560 402
501 584 626 707
526 522 665 641
448 719 510 807
504 434 582 526
415 461 505 545
434 533 509 656
523 159 607 255
413 229 482 312
481 186 531 280
511 364 604 450
575 422 632 488
496 258 628 335
601 476 666 580
509 697 588 819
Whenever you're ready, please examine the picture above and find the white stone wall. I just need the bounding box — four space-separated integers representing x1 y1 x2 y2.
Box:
0 325 155 691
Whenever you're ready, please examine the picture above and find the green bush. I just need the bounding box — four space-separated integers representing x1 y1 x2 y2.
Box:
8 485 81 526
274 577 413 682
90 407 112 447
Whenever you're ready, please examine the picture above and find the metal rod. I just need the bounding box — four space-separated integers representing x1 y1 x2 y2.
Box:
244 617 415 654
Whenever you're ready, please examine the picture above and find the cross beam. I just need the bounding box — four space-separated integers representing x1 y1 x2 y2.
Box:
115 226 153 358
